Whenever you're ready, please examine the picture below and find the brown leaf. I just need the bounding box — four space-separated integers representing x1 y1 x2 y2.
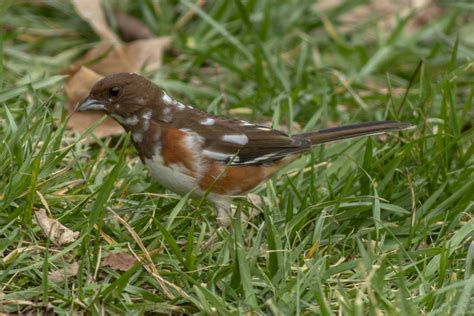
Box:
65 66 124 138
76 42 134 76
114 10 154 41
35 209 79 246
102 252 138 271
65 0 171 139
73 37 171 76
65 66 102 110
48 261 79 283
122 37 171 73
72 0 119 43
64 39 170 139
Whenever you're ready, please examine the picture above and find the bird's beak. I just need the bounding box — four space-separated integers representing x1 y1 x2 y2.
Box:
76 97 106 112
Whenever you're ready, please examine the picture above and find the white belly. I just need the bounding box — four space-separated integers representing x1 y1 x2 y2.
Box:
144 154 201 196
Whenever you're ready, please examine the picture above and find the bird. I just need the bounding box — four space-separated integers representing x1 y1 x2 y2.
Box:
77 72 412 227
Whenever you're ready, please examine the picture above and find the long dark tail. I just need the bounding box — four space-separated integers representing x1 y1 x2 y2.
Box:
294 121 412 145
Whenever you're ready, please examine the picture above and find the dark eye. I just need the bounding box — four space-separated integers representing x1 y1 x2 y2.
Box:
108 86 121 98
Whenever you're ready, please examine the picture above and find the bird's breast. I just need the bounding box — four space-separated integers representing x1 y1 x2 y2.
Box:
142 127 206 197
144 152 202 196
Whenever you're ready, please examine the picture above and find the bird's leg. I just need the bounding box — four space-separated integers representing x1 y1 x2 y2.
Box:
215 200 233 228
215 199 255 227
203 197 259 248
202 200 232 249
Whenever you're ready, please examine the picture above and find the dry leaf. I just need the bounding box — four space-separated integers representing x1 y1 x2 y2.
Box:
75 37 171 76
122 37 171 73
65 66 102 109
75 42 133 76
114 10 154 41
72 0 119 43
70 0 171 75
35 209 79 246
65 0 171 138
65 67 124 138
48 261 79 283
64 38 170 138
102 252 138 271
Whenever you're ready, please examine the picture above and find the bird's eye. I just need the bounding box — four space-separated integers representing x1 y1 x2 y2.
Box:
108 86 121 98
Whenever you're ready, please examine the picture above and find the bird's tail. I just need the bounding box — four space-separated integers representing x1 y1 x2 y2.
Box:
293 121 412 145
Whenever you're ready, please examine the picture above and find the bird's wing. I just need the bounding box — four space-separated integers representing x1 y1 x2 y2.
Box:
168 109 310 165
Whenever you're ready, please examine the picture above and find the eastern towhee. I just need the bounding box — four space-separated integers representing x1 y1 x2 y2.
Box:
77 73 412 226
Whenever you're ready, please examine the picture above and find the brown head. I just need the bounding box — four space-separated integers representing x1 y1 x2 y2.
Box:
76 73 161 118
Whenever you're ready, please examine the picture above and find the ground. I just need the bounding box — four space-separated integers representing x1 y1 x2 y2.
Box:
0 1 473 314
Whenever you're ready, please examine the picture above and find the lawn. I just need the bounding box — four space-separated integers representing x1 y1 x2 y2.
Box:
0 1 473 314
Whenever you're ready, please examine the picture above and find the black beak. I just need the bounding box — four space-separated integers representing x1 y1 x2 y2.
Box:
76 97 106 112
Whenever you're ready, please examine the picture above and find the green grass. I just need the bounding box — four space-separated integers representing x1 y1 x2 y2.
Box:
1 0 473 314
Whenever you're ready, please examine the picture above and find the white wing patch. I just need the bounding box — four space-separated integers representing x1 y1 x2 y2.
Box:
200 118 215 126
162 91 186 110
240 120 254 126
222 134 248 145
202 150 234 161
175 101 186 110
240 153 277 164
162 92 173 104
202 150 241 164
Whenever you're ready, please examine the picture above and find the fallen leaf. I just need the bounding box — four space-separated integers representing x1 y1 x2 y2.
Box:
75 42 133 76
48 261 79 283
65 0 171 138
64 38 170 138
72 0 118 43
74 37 171 76
35 209 79 246
65 66 102 110
122 37 171 73
102 252 138 271
71 0 171 75
65 67 124 138
114 10 154 41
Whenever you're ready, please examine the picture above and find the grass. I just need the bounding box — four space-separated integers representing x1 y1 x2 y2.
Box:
1 0 473 314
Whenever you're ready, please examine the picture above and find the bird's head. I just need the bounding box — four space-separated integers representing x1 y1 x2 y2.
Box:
77 73 159 119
